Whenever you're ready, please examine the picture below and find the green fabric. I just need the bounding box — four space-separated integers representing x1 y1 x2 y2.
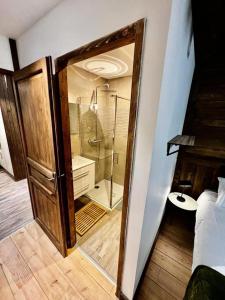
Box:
184 265 225 300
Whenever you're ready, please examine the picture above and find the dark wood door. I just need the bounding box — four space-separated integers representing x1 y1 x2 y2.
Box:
0 69 26 180
13 57 66 255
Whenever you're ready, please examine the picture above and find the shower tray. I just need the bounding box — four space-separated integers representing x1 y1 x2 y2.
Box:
85 179 123 210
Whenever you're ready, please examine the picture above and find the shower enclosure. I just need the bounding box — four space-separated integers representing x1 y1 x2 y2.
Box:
71 84 130 209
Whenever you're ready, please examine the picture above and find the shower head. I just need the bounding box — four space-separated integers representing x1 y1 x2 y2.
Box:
96 83 110 89
96 83 116 93
103 83 110 89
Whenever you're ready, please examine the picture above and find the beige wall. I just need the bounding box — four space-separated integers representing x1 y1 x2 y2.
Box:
68 65 104 165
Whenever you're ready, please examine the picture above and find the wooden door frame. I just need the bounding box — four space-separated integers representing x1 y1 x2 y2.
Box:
55 19 145 296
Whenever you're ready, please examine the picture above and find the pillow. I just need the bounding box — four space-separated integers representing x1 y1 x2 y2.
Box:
216 177 225 207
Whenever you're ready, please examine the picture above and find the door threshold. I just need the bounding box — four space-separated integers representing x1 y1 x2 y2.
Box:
77 246 116 286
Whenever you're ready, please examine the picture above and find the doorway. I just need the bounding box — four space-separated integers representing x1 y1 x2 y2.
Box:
66 43 135 281
56 19 145 294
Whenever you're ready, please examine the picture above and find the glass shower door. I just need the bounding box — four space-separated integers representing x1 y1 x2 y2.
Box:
111 95 131 209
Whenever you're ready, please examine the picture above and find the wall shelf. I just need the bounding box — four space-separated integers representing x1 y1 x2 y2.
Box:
167 135 195 156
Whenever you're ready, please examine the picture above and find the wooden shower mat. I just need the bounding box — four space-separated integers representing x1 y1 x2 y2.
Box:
75 202 107 236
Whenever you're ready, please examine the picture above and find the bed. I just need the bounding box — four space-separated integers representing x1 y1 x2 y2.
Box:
193 190 225 276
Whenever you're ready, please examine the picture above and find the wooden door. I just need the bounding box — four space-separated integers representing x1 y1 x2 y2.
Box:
13 57 67 256
0 69 26 180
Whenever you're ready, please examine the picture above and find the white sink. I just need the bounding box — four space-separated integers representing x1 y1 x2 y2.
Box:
72 155 95 170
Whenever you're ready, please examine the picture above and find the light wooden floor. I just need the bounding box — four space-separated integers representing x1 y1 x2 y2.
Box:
77 205 122 281
0 171 33 240
136 210 194 300
0 221 117 299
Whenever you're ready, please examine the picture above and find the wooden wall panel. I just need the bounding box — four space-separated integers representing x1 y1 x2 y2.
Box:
172 152 225 199
0 72 26 180
172 1 225 199
172 70 225 199
183 69 225 141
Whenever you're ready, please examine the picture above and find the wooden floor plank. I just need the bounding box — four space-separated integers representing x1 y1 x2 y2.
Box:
145 261 186 299
58 252 114 300
11 227 82 300
0 171 33 240
138 276 176 300
42 237 114 299
0 262 14 300
136 208 194 300
0 236 47 299
25 221 115 299
0 165 119 300
72 250 116 297
27 221 116 298
0 221 117 300
159 230 193 256
146 261 161 281
151 249 191 284
153 267 186 300
155 238 192 269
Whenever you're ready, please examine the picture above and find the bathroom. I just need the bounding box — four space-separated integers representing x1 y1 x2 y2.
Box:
67 43 135 281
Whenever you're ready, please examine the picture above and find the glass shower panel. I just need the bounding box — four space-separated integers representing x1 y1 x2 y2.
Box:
77 93 114 209
111 96 131 208
96 92 114 207
71 91 131 210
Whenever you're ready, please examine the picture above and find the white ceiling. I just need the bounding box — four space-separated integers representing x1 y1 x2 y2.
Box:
75 43 135 79
0 0 62 38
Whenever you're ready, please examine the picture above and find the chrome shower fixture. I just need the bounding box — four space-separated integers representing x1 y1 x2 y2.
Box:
96 83 116 93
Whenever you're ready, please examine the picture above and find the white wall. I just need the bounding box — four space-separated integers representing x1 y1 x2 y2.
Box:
16 0 194 298
135 0 195 289
0 35 14 175
0 35 13 70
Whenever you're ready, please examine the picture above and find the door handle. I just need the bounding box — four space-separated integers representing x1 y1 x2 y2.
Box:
47 172 56 182
47 177 55 182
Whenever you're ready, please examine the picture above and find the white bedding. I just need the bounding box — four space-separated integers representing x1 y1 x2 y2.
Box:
193 190 225 276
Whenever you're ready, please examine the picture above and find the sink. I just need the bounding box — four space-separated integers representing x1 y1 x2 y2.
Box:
72 155 95 170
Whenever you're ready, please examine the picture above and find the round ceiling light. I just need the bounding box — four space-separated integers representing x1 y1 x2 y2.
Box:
85 59 119 76
83 55 128 78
